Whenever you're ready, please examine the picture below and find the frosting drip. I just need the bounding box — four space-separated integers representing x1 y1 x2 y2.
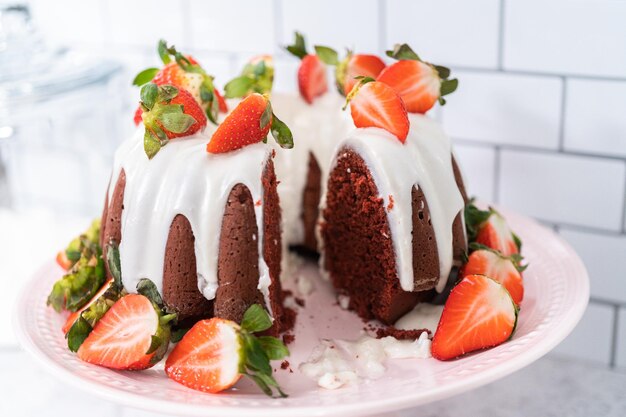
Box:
108 127 273 311
328 113 465 293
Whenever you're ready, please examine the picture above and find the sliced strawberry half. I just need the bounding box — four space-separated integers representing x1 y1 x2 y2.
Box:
165 304 289 396
476 210 520 256
77 294 169 370
285 33 328 104
298 54 328 104
166 318 243 393
378 43 458 113
340 54 386 95
206 93 293 154
461 249 524 305
63 279 114 334
465 203 522 257
347 80 409 142
432 274 517 361
377 60 441 114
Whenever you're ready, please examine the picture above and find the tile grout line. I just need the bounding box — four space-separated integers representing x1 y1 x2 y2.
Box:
272 0 284 56
451 137 626 163
622 167 626 233
497 0 506 70
378 0 387 53
557 76 567 152
180 0 192 47
449 64 626 83
590 297 626 308
609 304 620 368
493 146 501 204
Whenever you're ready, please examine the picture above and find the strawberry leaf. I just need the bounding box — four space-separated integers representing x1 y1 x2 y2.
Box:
314 45 339 66
140 83 159 110
136 278 164 307
67 315 92 352
253 60 267 77
105 241 122 291
435 65 451 80
440 79 458 97
270 112 294 149
133 68 159 87
285 31 307 59
157 85 179 102
158 39 171 64
464 201 491 242
260 100 272 130
144 130 162 160
224 76 255 99
241 304 273 333
158 110 197 134
257 336 289 360
386 43 421 61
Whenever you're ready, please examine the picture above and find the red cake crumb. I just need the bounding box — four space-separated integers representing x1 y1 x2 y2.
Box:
282 333 296 345
375 327 431 340
280 360 290 370
387 195 394 211
295 297 305 307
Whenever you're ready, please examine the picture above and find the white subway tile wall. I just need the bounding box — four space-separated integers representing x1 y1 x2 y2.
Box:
26 0 626 367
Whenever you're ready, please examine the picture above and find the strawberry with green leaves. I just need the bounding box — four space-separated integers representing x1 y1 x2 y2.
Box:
432 274 518 360
207 93 293 154
224 55 274 99
55 219 100 271
377 44 458 114
48 220 106 314
166 304 289 397
465 203 522 256
313 45 386 96
133 40 227 122
342 78 410 142
139 83 207 159
285 32 328 104
461 247 525 305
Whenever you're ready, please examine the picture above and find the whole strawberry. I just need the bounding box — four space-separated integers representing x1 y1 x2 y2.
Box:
465 203 522 256
377 43 458 114
138 83 207 159
343 78 410 142
133 40 227 123
207 93 293 154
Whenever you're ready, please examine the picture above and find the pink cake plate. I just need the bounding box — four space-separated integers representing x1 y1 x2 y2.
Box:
13 208 589 417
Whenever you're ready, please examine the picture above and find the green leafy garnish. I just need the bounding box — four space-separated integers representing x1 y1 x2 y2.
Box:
132 68 160 87
238 304 289 398
285 31 308 59
314 45 339 66
47 220 105 313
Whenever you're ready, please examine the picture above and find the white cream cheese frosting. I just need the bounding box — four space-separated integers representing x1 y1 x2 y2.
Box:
324 113 465 293
108 126 273 312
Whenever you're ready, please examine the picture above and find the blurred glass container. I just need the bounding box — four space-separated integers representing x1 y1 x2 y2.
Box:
0 4 124 217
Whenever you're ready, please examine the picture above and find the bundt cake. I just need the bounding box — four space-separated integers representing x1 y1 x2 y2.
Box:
101 129 286 332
